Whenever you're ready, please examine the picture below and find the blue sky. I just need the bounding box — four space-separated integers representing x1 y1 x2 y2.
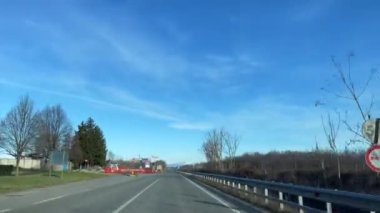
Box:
0 0 380 164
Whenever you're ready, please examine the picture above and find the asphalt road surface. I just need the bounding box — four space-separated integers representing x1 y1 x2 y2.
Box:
0 172 263 213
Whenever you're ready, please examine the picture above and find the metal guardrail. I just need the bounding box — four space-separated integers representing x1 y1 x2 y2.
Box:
184 172 380 213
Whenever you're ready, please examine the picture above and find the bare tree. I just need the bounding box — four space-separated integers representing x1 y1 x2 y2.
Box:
107 151 116 162
0 96 38 176
62 132 74 151
202 128 224 171
201 128 240 172
322 112 342 182
322 53 377 145
223 132 240 171
35 105 72 174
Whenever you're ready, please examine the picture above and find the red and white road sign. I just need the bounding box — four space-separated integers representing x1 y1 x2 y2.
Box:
365 145 380 172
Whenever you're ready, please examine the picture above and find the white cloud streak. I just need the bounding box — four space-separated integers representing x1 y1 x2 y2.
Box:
0 10 264 133
168 122 212 131
0 79 178 122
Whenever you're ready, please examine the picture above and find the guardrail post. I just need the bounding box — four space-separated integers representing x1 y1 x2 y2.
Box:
227 181 230 187
232 182 235 188
244 184 248 191
279 191 284 211
298 196 304 213
253 186 257 194
264 188 269 204
326 202 332 213
223 180 226 185
238 183 241 190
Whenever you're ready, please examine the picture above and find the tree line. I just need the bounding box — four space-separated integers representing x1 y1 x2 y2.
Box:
0 95 107 176
182 148 380 194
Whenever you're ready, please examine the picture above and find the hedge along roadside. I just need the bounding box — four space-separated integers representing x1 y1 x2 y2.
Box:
0 165 14 176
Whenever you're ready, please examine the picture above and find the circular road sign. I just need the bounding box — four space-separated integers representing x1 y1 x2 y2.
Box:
365 145 380 172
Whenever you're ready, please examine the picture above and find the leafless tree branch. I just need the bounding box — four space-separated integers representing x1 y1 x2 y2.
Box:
0 96 38 176
321 111 342 181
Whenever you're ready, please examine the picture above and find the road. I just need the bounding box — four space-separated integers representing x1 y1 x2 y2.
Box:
0 172 263 213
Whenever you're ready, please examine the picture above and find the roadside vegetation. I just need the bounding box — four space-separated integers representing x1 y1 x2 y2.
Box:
0 170 105 194
0 95 108 175
181 149 380 194
0 95 110 193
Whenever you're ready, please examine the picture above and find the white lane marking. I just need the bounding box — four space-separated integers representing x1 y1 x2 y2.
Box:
112 179 160 213
33 195 66 205
0 209 11 213
183 176 240 213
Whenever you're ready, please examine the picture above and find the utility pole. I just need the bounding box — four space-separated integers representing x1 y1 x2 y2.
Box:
61 150 65 178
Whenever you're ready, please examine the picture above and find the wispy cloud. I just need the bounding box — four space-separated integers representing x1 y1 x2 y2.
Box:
179 96 327 150
94 86 181 121
0 78 179 122
156 18 192 44
291 0 333 22
94 25 189 80
0 7 263 134
198 54 261 83
169 121 212 131
82 15 262 85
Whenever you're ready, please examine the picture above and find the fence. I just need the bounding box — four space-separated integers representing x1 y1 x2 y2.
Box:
183 172 380 213
0 158 41 169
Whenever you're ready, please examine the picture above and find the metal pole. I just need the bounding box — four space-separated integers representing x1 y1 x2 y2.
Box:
375 118 380 144
298 196 304 213
326 202 332 213
278 191 284 211
61 150 64 178
264 188 269 204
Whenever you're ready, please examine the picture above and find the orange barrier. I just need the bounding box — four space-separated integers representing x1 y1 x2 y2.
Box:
104 167 157 174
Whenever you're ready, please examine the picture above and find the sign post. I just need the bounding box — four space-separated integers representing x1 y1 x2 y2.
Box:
362 119 380 172
362 119 380 144
365 145 380 172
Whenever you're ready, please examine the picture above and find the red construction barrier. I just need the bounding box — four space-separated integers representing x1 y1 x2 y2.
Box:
142 168 154 174
104 166 128 174
104 166 158 174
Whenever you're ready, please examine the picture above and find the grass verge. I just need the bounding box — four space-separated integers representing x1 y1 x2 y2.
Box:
0 171 106 194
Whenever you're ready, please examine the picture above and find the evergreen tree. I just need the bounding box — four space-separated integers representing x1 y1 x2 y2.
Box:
74 118 107 167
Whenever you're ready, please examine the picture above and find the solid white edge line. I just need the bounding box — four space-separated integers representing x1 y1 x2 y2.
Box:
0 209 11 213
33 195 66 205
112 179 160 213
182 175 240 213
